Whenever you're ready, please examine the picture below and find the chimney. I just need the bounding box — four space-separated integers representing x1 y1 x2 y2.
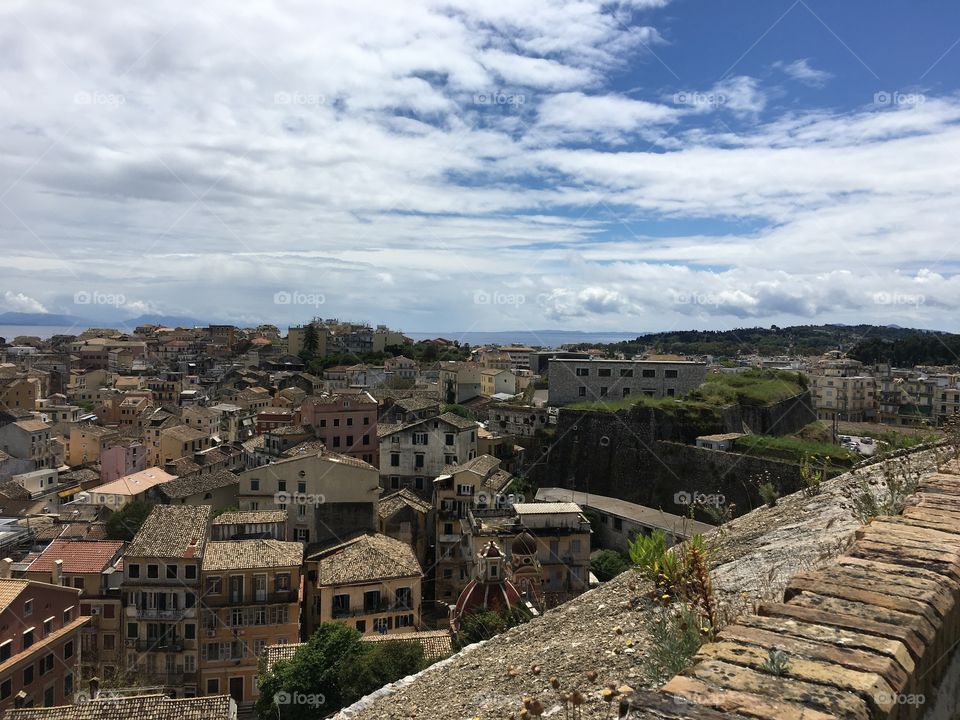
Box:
0 558 12 579
88 677 100 700
52 559 63 586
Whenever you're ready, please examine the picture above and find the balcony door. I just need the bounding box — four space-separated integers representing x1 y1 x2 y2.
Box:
253 574 267 603
229 576 244 604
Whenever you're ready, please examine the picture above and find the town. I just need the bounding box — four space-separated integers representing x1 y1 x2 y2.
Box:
0 319 958 718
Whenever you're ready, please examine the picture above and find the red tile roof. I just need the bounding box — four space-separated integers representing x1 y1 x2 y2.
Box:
28 539 125 574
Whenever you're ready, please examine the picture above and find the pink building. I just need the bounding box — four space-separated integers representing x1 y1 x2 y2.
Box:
100 441 148 483
301 391 378 467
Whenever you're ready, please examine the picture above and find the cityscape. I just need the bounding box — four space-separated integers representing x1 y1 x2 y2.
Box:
2 2 960 720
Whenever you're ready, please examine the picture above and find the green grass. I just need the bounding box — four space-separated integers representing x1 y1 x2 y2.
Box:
566 394 716 413
689 369 806 406
733 434 856 469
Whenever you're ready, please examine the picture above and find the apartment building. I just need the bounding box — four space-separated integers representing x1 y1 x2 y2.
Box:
158 425 215 467
384 355 417 382
808 353 877 422
511 503 592 606
304 533 422 637
0 420 63 470
377 489 431 570
432 455 513 603
0 576 88 712
300 392 378 467
236 449 380 545
23 540 125 681
121 505 211 696
67 424 119 468
501 345 534 372
199 539 302 705
379 412 478 496
438 362 482 404
547 359 708 405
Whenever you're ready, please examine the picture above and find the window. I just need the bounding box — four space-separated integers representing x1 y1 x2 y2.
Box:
665 369 678 379
23 599 33 617
390 453 400 467
44 684 55 707
444 433 454 445
363 416 370 425
332 594 350 616
415 453 424 468
332 436 341 447
613 517 623 531
275 573 291 591
571 540 582 554
166 565 177 579
185 624 196 640
355 620 366 633
390 476 400 489
575 367 589 377
42 651 56 672
250 479 260 491
207 679 219 694
23 665 33 685
600 387 608 397
103 634 115 650
598 368 612 377
346 417 353 426
42 619 52 637
126 622 138 638
298 481 306 493
147 564 159 579
620 368 634 377
319 419 327 428
0 679 10 700
63 607 73 624
206 577 223 594
395 587 412 609
622 388 631 397
363 435 370 445
277 480 287 492
128 563 140 579
578 386 586 397
666 388 675 397
642 369 656 378
373 617 389 633
185 565 197 580
415 477 424 490
0 642 10 662
413 432 428 445
333 418 340 427
22 629 33 650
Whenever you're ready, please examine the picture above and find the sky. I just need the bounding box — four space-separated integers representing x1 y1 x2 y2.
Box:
2 0 960 334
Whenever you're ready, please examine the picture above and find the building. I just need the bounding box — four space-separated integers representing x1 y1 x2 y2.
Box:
300 392 378 467
432 455 513 603
0 421 62 470
236 449 380 545
449 541 523 632
808 353 877 422
211 511 286 541
149 470 238 510
547 359 708 405
2 693 237 720
158 425 215 468
487 404 549 437
510 503 593 604
379 412 478 496
304 533 422 637
0 575 89 712
82 468 176 510
121 505 211 696
694 433 745 451
535 487 714 552
66 425 119 468
384 355 417 382
199 539 303 705
22 540 125 681
438 363 481 404
479 369 516 398
377 489 432 570
500 345 535 373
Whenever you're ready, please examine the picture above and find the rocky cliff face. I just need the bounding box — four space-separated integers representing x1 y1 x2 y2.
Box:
336 449 945 720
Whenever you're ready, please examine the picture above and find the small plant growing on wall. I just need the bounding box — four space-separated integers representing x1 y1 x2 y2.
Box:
760 648 790 676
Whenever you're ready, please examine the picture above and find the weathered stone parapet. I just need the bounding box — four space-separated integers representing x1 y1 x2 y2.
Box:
621 463 960 720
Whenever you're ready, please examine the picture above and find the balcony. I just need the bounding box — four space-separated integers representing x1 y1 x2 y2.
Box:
137 639 184 652
126 606 194 620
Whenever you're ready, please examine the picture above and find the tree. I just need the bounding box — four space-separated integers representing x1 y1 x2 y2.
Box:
454 606 531 649
255 624 427 719
302 323 320 356
591 549 630 582
105 500 154 541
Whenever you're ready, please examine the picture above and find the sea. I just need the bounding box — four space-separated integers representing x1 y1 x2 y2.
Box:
0 325 646 349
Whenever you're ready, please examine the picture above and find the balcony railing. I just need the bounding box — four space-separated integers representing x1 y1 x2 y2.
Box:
137 639 184 652
126 606 194 620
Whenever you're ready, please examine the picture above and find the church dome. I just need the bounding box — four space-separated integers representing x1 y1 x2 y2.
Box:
511 531 537 556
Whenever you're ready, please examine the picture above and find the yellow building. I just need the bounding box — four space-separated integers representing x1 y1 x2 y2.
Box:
68 424 119 467
305 533 422 637
199 539 303 706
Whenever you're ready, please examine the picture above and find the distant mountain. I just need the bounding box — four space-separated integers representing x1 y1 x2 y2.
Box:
0 311 209 329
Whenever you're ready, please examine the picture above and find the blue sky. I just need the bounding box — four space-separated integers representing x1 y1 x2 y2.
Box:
1 0 959 335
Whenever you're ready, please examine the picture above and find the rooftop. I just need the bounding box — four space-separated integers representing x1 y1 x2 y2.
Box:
155 469 238 500
378 488 432 519
308 533 422 585
126 505 211 559
88 468 176 498
27 539 124 575
212 510 286 525
202 539 303 571
2 694 236 720
512 501 583 515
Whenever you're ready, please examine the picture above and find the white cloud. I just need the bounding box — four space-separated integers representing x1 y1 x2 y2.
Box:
2 291 48 314
777 58 833 87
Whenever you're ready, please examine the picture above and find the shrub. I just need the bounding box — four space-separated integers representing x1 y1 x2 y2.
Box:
638 602 705 686
591 549 630 582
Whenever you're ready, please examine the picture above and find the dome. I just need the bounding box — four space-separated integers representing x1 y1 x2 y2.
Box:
511 531 537 556
452 577 522 620
480 541 502 558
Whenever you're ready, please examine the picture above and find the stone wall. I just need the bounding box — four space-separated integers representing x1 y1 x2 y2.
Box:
621 461 960 720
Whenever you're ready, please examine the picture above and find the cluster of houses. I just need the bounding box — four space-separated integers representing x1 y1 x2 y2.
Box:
0 323 596 715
